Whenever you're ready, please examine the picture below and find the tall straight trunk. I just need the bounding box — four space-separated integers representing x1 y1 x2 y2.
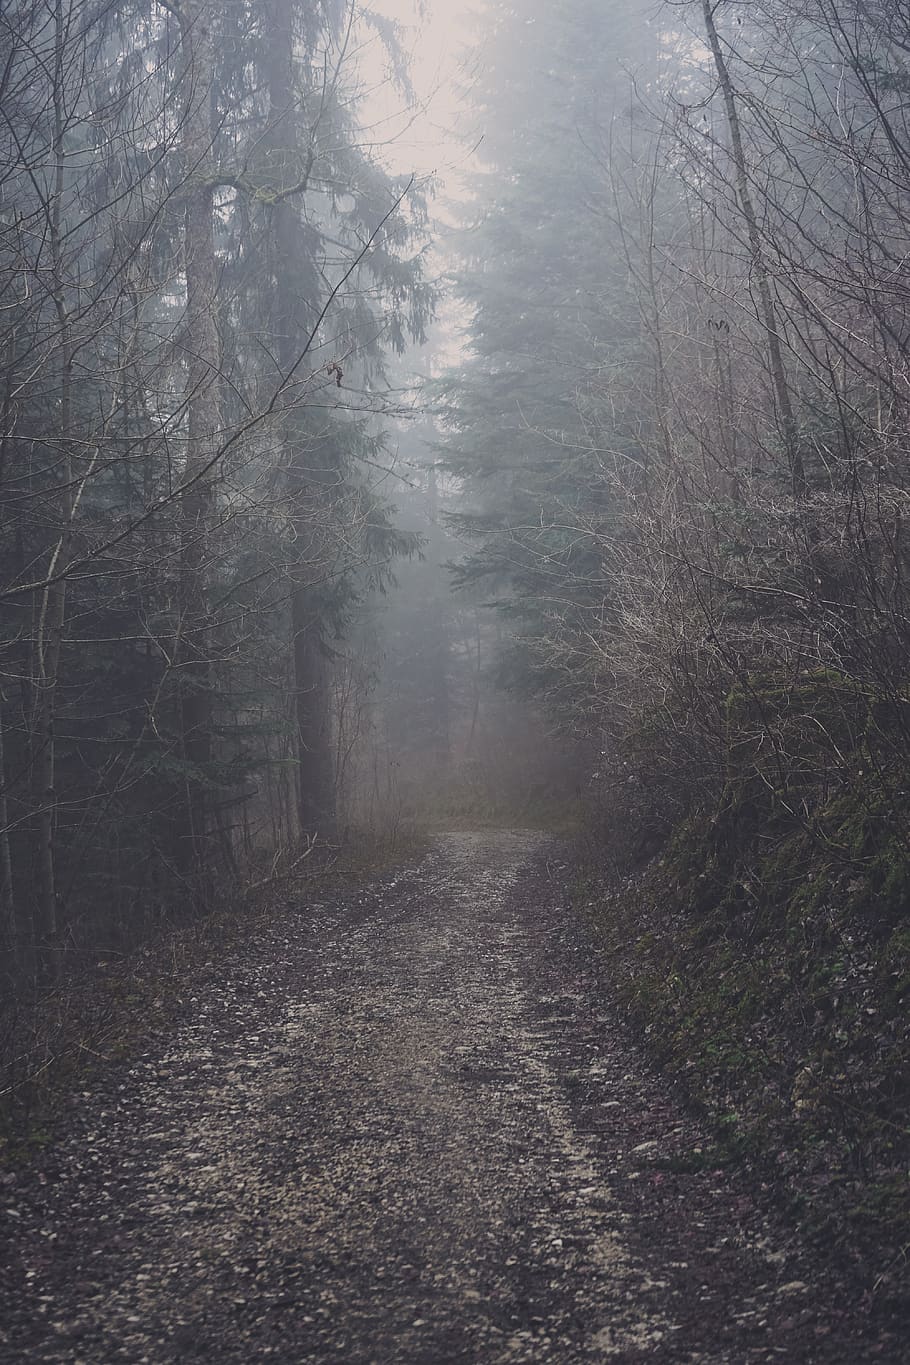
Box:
291 592 337 836
0 359 17 953
265 0 337 843
426 464 451 769
700 0 805 499
175 0 219 885
0 696 15 955
30 0 73 979
31 500 67 976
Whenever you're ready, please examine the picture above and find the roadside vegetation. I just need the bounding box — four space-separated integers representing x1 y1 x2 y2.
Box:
578 726 910 1310
438 0 910 1306
2 0 909 1312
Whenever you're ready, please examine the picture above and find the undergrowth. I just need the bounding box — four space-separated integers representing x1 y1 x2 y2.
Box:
581 673 910 1311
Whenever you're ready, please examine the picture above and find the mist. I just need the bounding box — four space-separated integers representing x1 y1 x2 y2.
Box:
1 0 909 1356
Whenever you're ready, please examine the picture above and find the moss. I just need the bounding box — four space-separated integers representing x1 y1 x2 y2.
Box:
584 662 910 1281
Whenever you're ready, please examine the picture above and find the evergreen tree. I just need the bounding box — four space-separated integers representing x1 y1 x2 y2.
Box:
438 0 662 726
0 0 434 979
213 0 434 840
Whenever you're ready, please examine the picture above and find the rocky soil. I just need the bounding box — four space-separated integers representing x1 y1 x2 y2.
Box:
0 831 903 1362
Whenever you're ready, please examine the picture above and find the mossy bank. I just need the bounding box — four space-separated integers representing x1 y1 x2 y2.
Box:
581 681 910 1314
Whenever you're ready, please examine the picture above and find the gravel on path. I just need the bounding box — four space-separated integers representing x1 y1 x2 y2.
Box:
0 831 901 1362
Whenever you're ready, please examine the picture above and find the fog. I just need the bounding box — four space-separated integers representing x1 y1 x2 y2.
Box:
2 0 910 1012
3 1 910 1346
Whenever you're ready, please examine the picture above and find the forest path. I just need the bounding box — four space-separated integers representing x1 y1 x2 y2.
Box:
0 831 891 1362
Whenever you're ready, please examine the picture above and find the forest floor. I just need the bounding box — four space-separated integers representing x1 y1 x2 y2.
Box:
0 830 904 1363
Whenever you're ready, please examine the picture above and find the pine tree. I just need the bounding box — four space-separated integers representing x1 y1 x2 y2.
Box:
212 0 434 842
438 0 661 725
0 0 434 979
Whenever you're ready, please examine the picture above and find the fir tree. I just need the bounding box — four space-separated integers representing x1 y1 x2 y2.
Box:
438 0 661 723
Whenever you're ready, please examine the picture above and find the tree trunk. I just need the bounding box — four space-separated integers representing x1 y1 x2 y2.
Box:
30 0 74 979
175 0 220 889
426 465 451 770
291 595 337 839
0 694 15 958
265 0 337 843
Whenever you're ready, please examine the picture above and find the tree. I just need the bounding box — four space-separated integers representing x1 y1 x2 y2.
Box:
437 0 663 730
217 0 433 842
0 0 434 984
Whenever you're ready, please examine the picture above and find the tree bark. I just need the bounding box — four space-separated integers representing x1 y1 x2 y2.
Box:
30 0 74 979
291 593 337 837
0 694 15 957
175 0 220 887
426 464 451 769
265 0 337 843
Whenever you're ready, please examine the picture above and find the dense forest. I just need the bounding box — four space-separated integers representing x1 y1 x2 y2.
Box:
0 0 437 980
2 0 910 1317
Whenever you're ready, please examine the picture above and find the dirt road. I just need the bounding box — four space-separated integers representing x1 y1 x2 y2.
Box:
0 832 899 1361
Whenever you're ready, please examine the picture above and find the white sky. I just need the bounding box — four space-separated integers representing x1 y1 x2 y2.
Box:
355 0 485 376
359 0 482 186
